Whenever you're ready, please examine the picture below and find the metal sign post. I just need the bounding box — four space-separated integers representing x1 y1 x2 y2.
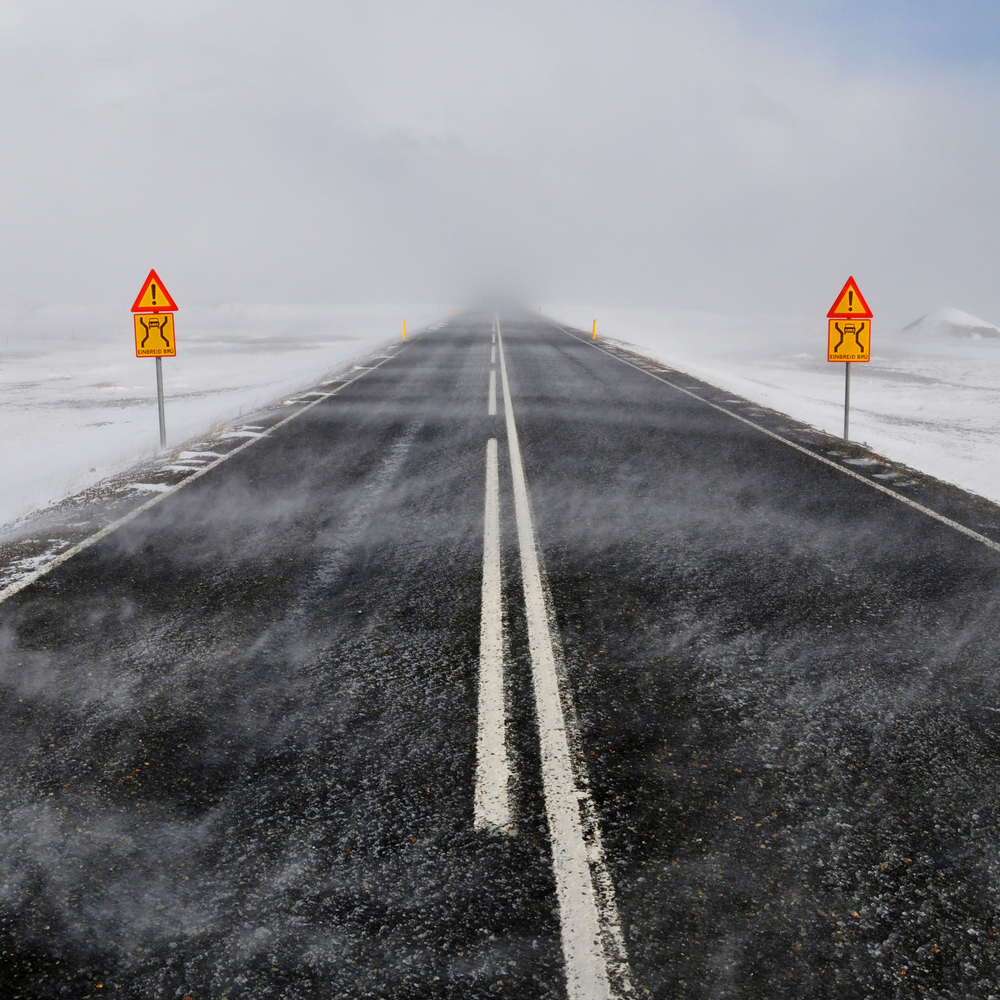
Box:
155 356 167 447
844 361 851 442
826 276 872 444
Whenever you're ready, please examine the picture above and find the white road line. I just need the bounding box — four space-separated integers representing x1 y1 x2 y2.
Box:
474 438 512 832
488 370 497 416
497 322 632 1000
550 322 1000 556
0 352 406 606
491 344 497 364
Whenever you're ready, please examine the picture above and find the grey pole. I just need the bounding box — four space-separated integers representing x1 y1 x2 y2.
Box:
155 356 166 448
843 361 851 442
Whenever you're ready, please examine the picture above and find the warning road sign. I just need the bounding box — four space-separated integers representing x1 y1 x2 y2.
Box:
130 268 177 448
827 276 872 319
827 276 872 442
828 318 870 362
134 313 176 357
131 269 178 313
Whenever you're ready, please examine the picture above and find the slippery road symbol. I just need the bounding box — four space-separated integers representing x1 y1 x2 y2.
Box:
133 312 176 357
832 320 866 354
827 317 870 362
138 315 171 349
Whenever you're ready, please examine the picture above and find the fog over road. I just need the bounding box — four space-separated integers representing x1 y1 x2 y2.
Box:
2 314 999 998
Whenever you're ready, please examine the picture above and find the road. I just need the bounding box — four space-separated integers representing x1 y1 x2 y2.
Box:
1 313 999 999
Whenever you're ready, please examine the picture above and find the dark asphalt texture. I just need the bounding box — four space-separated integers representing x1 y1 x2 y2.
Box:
1 314 999 999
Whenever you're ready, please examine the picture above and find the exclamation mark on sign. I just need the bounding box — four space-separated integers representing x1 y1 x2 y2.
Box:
848 290 853 311
151 284 157 307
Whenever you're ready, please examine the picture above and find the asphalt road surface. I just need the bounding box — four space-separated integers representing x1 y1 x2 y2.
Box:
2 313 999 999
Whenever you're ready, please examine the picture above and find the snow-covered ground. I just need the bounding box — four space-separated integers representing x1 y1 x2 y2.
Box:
0 304 445 528
8 301 1000 531
549 305 1000 507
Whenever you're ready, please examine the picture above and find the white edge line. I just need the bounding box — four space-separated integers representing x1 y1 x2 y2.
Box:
549 322 1000 555
0 351 405 606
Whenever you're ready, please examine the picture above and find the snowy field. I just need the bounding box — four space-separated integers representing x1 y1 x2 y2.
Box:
549 305 1000 507
8 301 1000 532
0 304 445 528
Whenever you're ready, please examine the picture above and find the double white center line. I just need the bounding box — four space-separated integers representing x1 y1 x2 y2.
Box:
474 436 511 830
475 318 632 999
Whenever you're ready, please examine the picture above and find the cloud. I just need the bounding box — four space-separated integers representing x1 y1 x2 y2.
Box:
0 1 998 324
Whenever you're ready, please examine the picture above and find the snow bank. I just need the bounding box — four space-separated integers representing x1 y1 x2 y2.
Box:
901 307 1000 339
547 304 1000 507
0 304 445 528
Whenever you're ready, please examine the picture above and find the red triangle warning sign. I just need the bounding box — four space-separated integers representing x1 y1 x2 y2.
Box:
131 269 178 313
827 276 872 319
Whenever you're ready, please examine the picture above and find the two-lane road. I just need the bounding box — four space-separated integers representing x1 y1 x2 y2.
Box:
1 313 998 998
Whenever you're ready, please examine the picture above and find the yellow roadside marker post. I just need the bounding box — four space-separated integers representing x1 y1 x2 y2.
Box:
131 269 178 448
826 276 873 442
592 319 597 340
402 319 407 340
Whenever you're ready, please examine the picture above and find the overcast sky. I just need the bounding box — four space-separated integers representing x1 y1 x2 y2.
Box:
1 0 999 326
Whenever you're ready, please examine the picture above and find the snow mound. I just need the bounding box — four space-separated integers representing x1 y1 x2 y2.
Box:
900 307 1000 340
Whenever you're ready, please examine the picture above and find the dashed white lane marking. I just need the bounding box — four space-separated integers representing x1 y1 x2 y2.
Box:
497 322 632 1000
550 322 1000 556
474 438 512 832
488 370 497 416
0 352 407 606
491 344 497 364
